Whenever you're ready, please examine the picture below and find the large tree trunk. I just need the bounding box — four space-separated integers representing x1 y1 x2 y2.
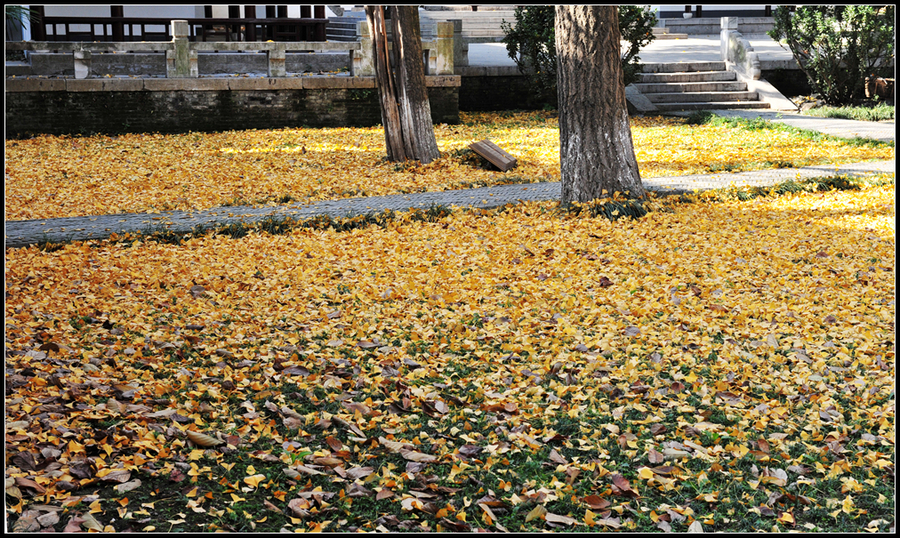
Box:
366 6 441 164
555 5 645 204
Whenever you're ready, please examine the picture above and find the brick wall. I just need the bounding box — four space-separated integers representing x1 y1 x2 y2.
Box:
459 74 550 111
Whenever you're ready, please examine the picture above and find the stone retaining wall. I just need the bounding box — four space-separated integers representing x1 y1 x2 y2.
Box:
5 76 460 137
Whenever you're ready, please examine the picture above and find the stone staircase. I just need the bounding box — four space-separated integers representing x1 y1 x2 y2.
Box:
326 12 367 42
651 27 688 40
635 61 770 111
419 9 516 42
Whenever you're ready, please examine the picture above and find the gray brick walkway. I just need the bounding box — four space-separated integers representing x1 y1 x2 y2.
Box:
5 160 894 249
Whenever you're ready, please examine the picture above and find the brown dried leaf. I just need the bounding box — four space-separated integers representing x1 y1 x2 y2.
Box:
186 429 224 447
546 512 579 526
583 495 611 510
400 449 438 463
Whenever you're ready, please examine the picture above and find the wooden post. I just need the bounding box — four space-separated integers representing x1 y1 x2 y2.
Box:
33 6 46 41
111 6 124 41
314 6 327 41
227 5 240 41
245 5 257 41
265 6 276 39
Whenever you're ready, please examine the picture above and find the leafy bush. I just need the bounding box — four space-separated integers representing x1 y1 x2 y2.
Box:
768 6 895 106
501 6 657 106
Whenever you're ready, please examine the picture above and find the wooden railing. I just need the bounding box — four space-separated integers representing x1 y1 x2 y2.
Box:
33 16 328 42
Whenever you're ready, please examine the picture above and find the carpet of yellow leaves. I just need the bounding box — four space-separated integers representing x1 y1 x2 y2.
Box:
4 112 893 221
5 182 894 531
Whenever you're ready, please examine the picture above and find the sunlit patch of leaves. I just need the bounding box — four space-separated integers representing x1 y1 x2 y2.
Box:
5 112 893 221
6 178 894 532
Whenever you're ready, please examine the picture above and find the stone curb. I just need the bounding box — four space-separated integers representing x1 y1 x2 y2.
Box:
5 160 894 250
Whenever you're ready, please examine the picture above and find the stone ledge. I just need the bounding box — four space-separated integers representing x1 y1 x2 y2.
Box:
425 75 462 87
142 78 201 91
455 66 522 77
66 78 145 92
5 78 68 92
301 75 374 89
5 75 460 92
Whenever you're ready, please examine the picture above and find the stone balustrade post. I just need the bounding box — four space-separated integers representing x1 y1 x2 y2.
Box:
435 21 454 75
354 20 375 76
167 20 197 77
720 17 738 60
720 17 760 80
449 19 468 68
73 49 91 79
267 45 286 77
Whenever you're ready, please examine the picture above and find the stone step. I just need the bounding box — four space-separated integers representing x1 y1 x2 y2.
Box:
634 80 748 94
651 28 690 39
644 90 759 103
642 61 727 73
5 61 31 76
653 101 771 111
638 70 736 83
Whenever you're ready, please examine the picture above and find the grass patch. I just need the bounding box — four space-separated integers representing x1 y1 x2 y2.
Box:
684 111 894 149
802 103 894 122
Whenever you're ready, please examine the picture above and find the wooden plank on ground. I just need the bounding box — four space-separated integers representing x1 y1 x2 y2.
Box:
468 139 517 172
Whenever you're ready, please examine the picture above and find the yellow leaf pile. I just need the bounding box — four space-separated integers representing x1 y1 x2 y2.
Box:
4 176 894 531
4 112 893 221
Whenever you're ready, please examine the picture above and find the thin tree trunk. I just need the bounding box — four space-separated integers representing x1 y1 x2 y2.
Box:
556 5 645 204
366 6 407 161
366 6 440 165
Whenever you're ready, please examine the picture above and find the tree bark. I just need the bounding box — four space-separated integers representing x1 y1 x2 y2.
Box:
366 6 441 165
555 5 645 204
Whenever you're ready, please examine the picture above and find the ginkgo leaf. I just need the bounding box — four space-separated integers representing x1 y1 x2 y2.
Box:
525 504 548 523
186 430 224 447
243 474 266 488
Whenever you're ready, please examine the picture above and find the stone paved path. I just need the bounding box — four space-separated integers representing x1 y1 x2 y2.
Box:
5 160 894 249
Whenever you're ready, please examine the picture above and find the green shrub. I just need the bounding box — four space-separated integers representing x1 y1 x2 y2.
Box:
768 6 895 106
500 6 657 107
